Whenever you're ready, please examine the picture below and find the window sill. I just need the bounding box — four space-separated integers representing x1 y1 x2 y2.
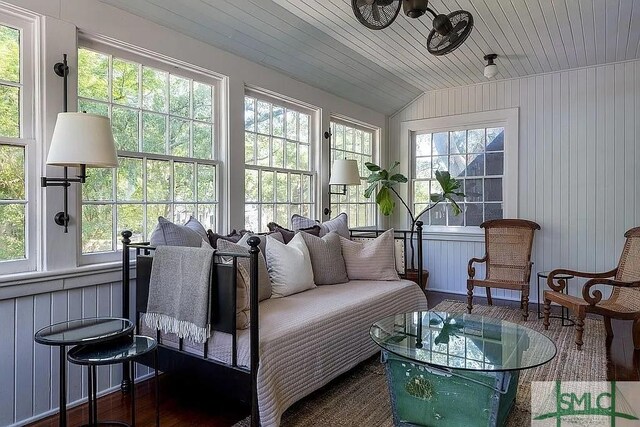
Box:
422 230 484 242
0 261 136 301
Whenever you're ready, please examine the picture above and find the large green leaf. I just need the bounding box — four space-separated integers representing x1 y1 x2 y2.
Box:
376 186 395 216
364 182 378 199
389 173 408 183
365 162 380 172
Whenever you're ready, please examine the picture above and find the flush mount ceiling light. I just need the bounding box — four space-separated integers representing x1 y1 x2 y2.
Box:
351 0 474 56
484 53 498 79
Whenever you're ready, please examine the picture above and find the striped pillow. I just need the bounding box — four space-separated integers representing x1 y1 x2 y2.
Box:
339 229 400 281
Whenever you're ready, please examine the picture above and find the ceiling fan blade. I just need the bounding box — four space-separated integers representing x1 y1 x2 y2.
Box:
372 3 381 22
450 20 466 35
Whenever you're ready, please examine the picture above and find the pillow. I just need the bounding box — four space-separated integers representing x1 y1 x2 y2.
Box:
149 216 207 247
339 229 400 281
351 237 405 275
207 229 246 248
237 231 284 259
266 233 316 298
184 216 209 242
299 232 348 285
267 222 321 244
292 213 350 239
217 239 272 303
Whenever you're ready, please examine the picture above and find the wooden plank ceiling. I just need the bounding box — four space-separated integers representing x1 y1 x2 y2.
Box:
100 0 640 115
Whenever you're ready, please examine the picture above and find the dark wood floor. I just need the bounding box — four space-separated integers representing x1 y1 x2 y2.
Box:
29 291 639 427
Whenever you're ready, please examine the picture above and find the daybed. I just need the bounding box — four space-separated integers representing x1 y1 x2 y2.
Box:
122 229 428 427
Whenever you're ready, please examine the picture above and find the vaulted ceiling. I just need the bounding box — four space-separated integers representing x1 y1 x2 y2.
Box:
100 0 640 115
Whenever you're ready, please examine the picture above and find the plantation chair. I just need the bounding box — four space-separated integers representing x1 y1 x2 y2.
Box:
544 227 640 350
467 219 541 320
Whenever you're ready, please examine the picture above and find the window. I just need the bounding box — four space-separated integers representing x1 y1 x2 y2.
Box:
78 46 220 255
404 109 518 232
0 13 36 274
244 92 315 231
329 120 377 228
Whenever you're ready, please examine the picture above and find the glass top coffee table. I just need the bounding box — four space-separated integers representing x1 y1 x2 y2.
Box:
370 311 557 427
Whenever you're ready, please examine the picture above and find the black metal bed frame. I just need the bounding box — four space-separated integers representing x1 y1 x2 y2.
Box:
121 230 262 426
120 224 425 427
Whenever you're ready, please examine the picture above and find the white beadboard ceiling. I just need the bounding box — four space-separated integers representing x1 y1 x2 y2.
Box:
99 0 640 115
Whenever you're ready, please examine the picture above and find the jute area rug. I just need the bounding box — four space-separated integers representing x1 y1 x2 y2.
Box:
236 300 607 427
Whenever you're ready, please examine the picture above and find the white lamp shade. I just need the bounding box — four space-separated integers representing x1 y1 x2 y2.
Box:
46 112 118 168
329 159 361 186
484 63 498 79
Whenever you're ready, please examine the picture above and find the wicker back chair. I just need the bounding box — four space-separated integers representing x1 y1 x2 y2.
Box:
544 227 640 350
467 219 541 320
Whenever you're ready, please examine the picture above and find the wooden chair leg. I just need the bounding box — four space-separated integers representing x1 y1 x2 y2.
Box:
467 283 474 314
543 298 551 330
604 316 614 339
521 287 530 321
485 287 493 306
633 319 640 350
575 309 586 350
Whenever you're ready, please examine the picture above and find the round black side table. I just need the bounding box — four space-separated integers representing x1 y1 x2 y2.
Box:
67 335 159 427
34 317 134 427
536 271 575 326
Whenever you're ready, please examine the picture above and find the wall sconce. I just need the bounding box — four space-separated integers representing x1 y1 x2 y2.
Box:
328 159 361 195
42 113 117 232
323 128 361 216
41 54 117 233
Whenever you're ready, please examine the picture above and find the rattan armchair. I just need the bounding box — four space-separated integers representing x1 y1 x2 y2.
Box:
467 219 541 320
544 227 640 350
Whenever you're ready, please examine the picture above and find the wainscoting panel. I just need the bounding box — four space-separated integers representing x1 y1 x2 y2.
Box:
0 280 150 427
393 59 640 302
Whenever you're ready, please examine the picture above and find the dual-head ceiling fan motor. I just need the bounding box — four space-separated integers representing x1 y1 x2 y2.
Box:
351 0 474 56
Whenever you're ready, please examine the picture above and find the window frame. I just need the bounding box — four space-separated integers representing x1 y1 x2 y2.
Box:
329 116 379 228
0 10 38 275
401 108 519 237
243 87 319 231
77 37 224 265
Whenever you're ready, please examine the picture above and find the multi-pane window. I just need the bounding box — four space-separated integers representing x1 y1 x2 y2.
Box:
0 17 35 273
413 127 504 227
244 94 315 231
329 120 377 228
78 47 219 254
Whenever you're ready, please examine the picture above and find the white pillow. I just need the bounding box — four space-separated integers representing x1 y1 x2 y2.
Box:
266 233 316 298
339 229 400 281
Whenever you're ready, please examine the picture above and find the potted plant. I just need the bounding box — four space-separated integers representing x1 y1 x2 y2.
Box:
363 161 464 287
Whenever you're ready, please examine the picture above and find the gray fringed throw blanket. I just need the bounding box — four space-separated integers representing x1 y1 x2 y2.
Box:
143 245 214 343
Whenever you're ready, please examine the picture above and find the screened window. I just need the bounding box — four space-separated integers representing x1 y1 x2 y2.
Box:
0 15 36 274
329 120 377 228
244 93 315 231
413 127 505 227
78 47 220 254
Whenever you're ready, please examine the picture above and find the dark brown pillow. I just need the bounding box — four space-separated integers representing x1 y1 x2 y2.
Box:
267 222 321 244
207 229 248 248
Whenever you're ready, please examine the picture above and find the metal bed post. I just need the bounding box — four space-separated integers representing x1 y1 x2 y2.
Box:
416 221 424 292
247 236 261 427
121 230 132 393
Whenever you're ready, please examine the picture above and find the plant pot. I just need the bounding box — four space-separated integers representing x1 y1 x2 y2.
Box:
404 268 429 291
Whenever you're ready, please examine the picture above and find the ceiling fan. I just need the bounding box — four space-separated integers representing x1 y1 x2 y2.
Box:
351 0 474 56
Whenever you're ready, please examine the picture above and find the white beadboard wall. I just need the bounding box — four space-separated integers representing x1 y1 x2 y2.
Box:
0 281 150 427
392 59 640 302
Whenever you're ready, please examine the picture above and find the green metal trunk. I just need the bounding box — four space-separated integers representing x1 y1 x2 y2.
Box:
382 351 519 427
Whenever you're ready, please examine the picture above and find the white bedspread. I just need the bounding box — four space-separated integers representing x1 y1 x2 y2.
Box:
142 279 428 426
